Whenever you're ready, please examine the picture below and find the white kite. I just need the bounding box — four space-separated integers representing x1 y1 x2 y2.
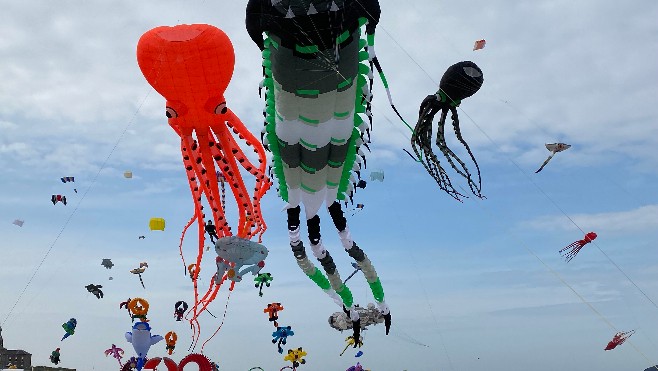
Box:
535 143 571 173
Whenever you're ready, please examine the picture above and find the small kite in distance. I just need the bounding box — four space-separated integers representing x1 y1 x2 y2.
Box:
254 273 273 297
369 170 384 182
125 321 163 370
50 348 61 365
605 330 635 350
473 39 486 51
101 259 114 269
283 347 307 369
51 195 67 205
12 219 24 227
130 262 149 289
559 232 597 262
340 335 363 356
174 301 188 321
165 331 177 355
272 326 294 354
535 143 571 173
264 302 284 328
85 284 104 299
104 344 124 366
61 318 77 341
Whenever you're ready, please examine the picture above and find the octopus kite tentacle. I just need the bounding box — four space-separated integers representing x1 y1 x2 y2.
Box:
328 201 390 334
179 214 196 275
413 107 465 200
412 61 484 201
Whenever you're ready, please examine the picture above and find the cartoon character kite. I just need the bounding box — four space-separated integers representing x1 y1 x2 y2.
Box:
264 302 284 327
272 326 294 354
50 348 61 365
125 321 163 371
164 331 177 355
128 298 150 322
283 347 307 369
61 318 77 341
174 301 188 321
254 272 273 297
473 39 486 51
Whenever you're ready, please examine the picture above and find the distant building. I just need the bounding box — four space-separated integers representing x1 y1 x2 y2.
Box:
0 326 32 370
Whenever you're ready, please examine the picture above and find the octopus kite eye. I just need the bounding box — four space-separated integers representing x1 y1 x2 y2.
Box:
214 102 228 114
165 107 178 118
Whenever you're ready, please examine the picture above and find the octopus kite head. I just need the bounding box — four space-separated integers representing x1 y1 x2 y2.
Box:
137 24 235 130
439 61 483 105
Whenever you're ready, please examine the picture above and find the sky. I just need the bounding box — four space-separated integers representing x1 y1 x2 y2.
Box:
1 1 658 370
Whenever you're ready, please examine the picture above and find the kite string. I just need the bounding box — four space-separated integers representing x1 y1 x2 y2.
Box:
1 89 152 327
380 184 454 370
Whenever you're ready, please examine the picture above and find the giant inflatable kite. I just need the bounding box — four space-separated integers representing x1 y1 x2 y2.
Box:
137 23 271 345
411 61 484 201
246 0 392 340
126 321 163 371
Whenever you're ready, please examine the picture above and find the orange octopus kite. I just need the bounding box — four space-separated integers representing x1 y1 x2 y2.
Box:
137 24 271 347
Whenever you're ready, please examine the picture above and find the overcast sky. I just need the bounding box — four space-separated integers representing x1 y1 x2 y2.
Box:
1 1 658 370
